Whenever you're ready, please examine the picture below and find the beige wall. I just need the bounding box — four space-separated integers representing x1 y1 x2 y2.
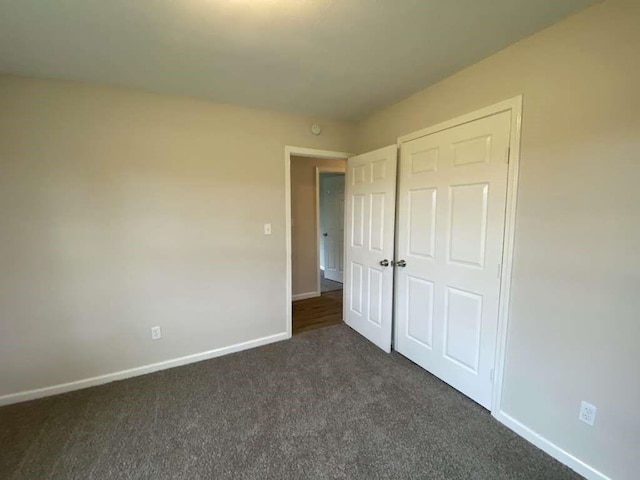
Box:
0 76 355 398
291 156 346 296
356 1 639 479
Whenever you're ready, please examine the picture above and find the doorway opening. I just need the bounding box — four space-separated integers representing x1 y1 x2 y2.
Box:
285 147 350 336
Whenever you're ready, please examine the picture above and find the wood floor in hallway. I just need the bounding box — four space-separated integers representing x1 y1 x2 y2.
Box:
292 290 343 335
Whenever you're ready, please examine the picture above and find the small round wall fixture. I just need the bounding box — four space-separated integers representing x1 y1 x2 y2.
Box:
311 124 322 135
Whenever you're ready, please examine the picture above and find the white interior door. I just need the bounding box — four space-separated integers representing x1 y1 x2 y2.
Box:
344 145 397 352
395 111 511 408
321 174 345 283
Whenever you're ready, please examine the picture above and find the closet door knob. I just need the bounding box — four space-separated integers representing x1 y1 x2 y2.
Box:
396 260 407 268
379 259 390 267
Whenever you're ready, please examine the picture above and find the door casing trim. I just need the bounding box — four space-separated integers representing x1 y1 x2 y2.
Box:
285 147 351 338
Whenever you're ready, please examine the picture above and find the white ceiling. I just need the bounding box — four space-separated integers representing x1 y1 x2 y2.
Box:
0 0 598 121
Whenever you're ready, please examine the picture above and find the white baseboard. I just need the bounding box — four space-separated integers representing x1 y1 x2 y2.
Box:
292 291 320 301
494 411 611 480
0 331 289 407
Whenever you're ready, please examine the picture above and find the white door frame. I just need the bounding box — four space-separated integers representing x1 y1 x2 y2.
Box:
285 146 352 338
316 166 346 288
397 95 523 416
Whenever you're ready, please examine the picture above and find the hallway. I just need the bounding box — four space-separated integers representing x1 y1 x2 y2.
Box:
292 290 343 335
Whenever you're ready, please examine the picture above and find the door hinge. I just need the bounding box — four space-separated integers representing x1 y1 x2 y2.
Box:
506 147 511 164
490 368 495 383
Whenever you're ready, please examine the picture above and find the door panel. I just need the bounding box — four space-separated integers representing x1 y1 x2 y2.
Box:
408 188 436 258
344 145 397 353
444 286 483 372
406 276 434 347
369 193 386 251
350 262 363 314
351 194 365 247
367 267 383 325
449 183 488 267
395 111 511 408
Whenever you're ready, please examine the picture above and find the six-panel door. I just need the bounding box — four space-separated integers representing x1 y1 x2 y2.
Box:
343 145 397 353
322 174 345 283
394 111 511 408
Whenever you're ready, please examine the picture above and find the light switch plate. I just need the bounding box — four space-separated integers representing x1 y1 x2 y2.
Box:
151 326 162 340
264 223 272 235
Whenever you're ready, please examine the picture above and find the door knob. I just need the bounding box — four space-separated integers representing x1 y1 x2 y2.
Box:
396 260 407 267
322 232 328 237
379 259 390 267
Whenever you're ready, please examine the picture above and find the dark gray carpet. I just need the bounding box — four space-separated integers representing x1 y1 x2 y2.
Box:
0 325 582 480
321 271 343 293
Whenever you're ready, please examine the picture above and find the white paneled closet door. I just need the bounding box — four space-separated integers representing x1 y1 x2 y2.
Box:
343 145 397 353
394 111 512 409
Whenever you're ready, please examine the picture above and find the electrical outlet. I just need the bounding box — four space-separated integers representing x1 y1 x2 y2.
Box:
151 326 162 340
578 401 597 426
